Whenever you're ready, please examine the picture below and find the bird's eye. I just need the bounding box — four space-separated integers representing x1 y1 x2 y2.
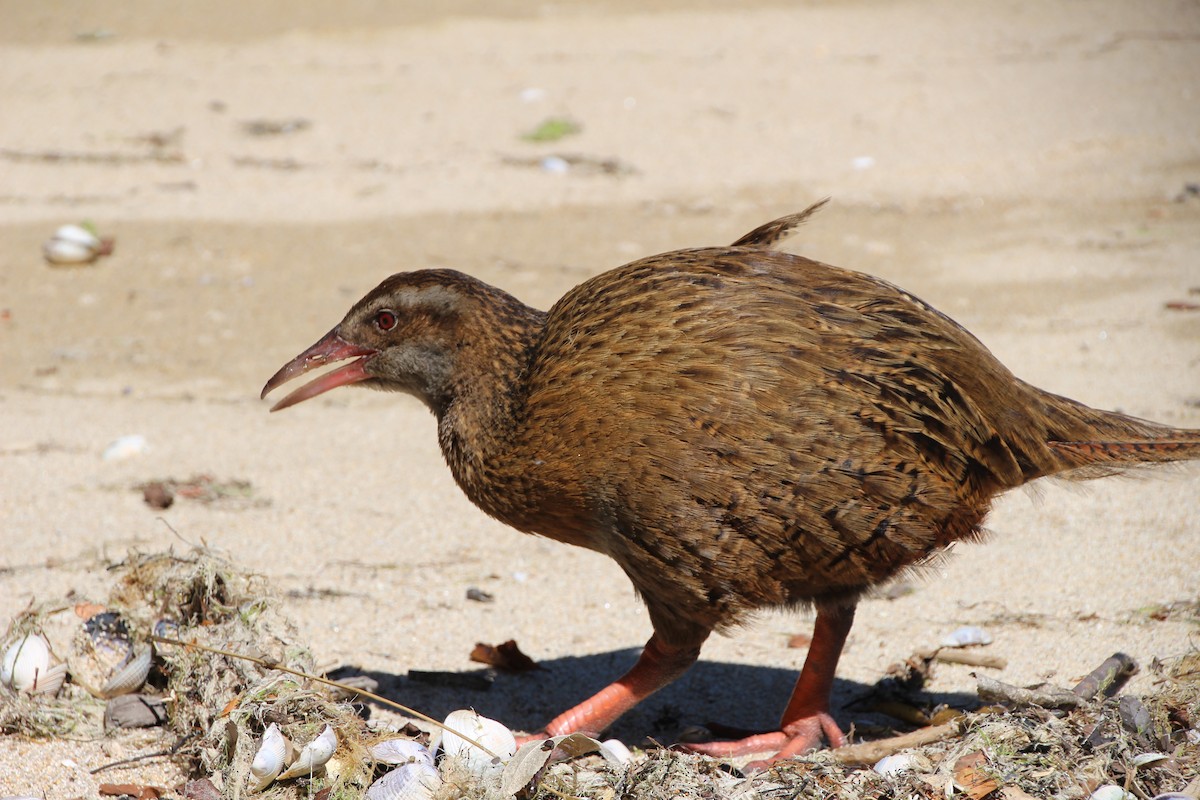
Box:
375 310 397 331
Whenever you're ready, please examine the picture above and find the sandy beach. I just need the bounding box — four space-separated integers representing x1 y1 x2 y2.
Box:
1 1 1198 795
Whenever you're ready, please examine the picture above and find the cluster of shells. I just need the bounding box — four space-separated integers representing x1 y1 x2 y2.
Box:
1 610 159 718
41 223 114 265
246 709 632 798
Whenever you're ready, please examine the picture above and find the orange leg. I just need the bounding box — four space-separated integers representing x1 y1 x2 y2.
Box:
683 604 856 767
522 633 702 740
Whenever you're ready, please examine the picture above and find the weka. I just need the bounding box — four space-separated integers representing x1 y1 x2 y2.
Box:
262 201 1200 765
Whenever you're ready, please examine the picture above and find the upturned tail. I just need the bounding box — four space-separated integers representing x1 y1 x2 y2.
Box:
1032 389 1200 480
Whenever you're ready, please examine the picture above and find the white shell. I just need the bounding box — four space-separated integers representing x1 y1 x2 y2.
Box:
31 662 67 696
277 724 337 780
365 762 442 800
249 723 291 792
940 625 992 648
43 239 99 264
599 738 632 765
102 434 148 461
439 710 516 776
1 634 53 692
1131 752 1169 768
369 738 435 768
100 645 152 698
1088 786 1135 800
53 224 102 248
874 752 931 776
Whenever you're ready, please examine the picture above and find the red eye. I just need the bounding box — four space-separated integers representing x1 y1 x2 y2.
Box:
375 310 397 331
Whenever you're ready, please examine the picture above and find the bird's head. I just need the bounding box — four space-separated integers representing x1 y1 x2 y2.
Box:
261 270 486 415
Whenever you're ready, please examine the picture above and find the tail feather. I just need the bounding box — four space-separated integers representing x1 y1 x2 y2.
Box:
1021 386 1200 481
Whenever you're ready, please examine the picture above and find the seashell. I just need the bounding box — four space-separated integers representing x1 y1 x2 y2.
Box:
42 224 114 265
873 752 931 776
102 434 148 461
369 738 435 769
1088 786 1134 800
276 724 337 780
152 618 181 640
599 738 631 766
249 723 292 792
1150 795 1193 800
2 633 53 693
940 625 992 648
30 662 67 696
43 238 99 264
100 644 152 698
439 710 517 776
84 611 134 667
1130 752 1169 768
53 224 102 248
365 762 442 800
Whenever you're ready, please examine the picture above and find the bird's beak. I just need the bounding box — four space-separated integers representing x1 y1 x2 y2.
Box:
261 328 378 412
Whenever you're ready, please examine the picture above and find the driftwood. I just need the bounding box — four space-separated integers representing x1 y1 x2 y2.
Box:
1071 652 1137 700
976 652 1139 710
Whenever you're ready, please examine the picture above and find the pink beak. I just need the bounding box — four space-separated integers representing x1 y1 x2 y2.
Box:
261 329 377 412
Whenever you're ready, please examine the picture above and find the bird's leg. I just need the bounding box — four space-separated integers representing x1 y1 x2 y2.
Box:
682 603 856 766
521 632 703 742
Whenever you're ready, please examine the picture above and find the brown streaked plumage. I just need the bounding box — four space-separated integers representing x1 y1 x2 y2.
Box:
262 202 1200 767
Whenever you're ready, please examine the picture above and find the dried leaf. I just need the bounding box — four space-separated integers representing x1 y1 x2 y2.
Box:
99 785 164 800
954 751 1001 800
501 733 604 795
470 639 540 672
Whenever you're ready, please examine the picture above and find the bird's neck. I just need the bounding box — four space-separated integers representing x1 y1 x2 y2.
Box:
435 294 547 523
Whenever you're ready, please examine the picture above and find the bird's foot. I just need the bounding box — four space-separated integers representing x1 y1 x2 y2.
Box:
680 712 844 770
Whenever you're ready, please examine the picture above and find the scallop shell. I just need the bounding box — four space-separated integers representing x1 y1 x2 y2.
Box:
42 224 112 265
873 752 932 776
249 722 292 792
100 644 152 698
369 738 435 768
276 724 337 780
30 662 67 696
365 762 442 800
2 633 53 693
440 710 516 775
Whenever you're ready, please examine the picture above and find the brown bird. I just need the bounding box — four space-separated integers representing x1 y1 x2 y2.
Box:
262 201 1200 766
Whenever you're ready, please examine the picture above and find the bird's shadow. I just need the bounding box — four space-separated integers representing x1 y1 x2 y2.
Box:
338 648 978 745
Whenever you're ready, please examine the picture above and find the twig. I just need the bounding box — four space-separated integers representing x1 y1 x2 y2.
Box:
927 648 1007 670
89 736 194 774
976 675 1081 710
149 634 500 759
830 719 960 765
1072 652 1137 700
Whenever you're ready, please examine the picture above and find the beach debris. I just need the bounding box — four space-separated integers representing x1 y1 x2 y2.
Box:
1089 786 1135 800
599 738 632 765
1072 651 1138 699
98 784 165 800
501 732 604 796
239 118 311 136
1164 301 1200 311
469 639 539 672
365 760 442 800
102 434 147 461
1 633 66 695
521 117 581 142
42 223 115 265
940 625 992 648
368 738 434 768
141 481 174 510
276 724 337 780
439 709 516 777
465 586 494 603
104 693 168 728
501 152 635 176
135 475 260 508
249 722 292 791
873 752 932 776
99 644 153 698
954 751 1001 800
787 632 813 648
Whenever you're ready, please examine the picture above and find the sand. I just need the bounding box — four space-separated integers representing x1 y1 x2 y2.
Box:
0 0 1198 795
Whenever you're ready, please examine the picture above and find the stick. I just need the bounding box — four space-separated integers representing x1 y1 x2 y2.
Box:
830 720 960 765
976 675 1081 710
934 650 1007 670
1071 652 1137 700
